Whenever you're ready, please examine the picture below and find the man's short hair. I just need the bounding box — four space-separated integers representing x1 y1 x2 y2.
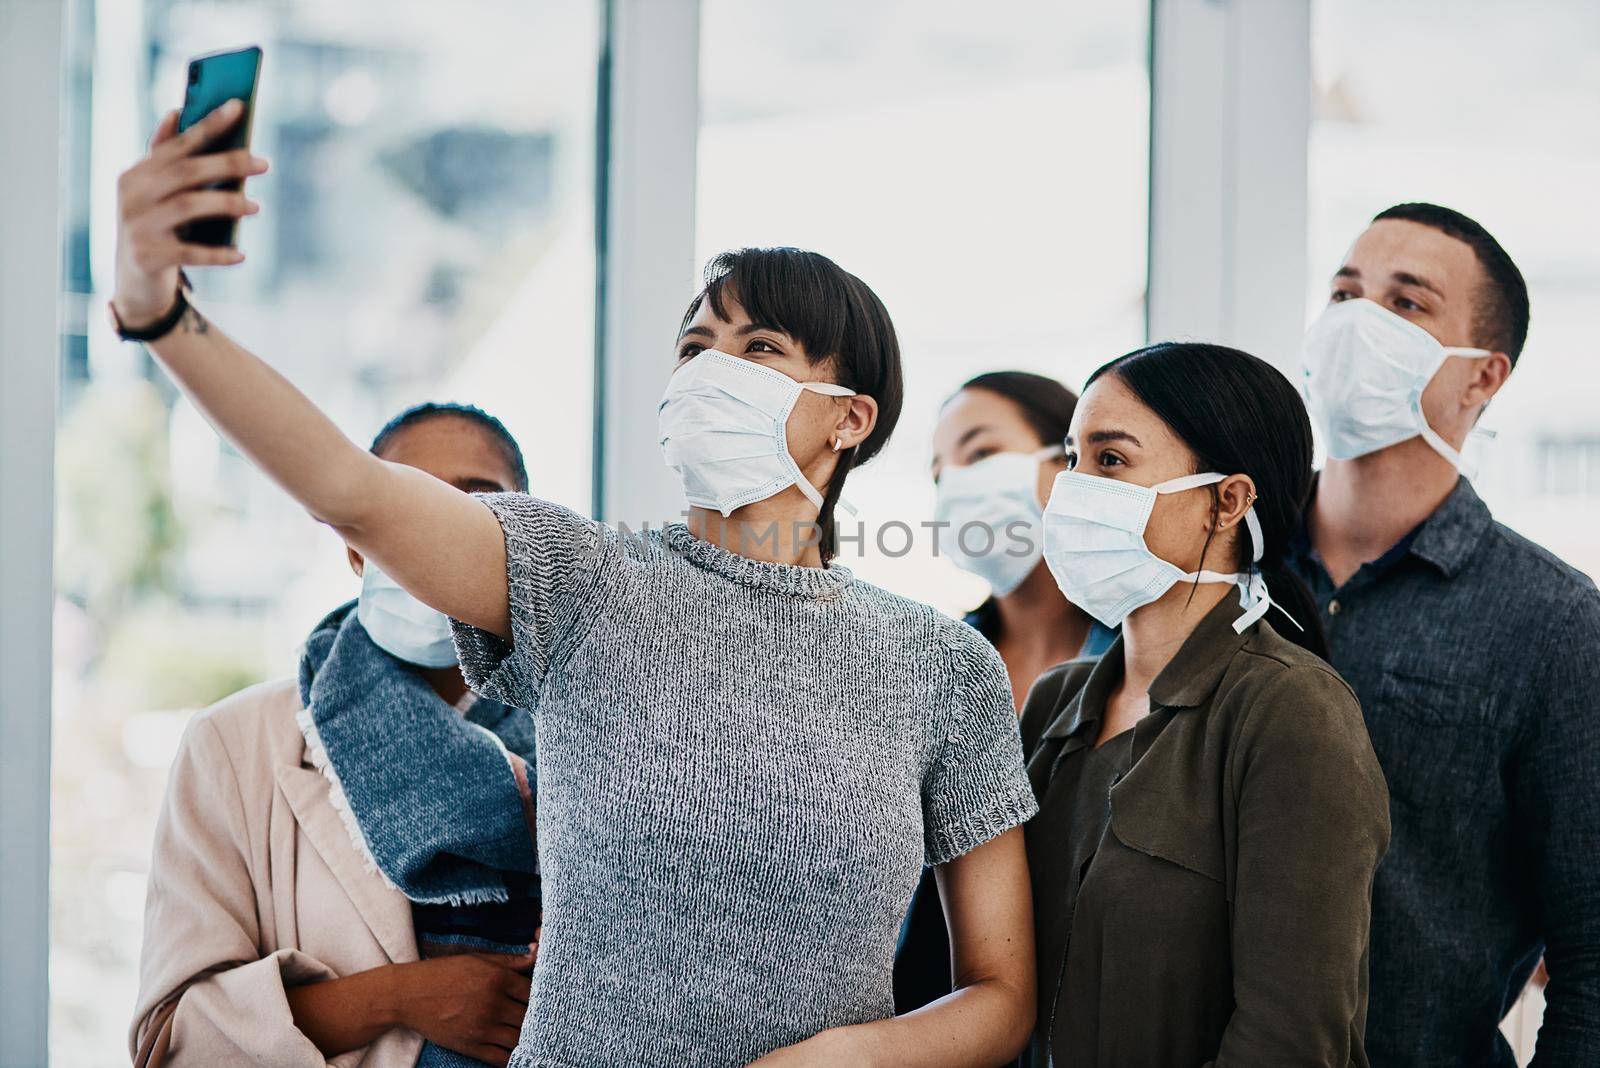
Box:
1374 202 1530 366
370 401 529 492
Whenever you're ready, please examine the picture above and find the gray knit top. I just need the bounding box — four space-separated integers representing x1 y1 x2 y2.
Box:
451 493 1038 1068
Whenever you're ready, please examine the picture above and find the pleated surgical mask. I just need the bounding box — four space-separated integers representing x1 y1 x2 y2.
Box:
1041 470 1276 633
657 349 856 516
933 446 1061 596
1301 298 1493 475
356 562 459 668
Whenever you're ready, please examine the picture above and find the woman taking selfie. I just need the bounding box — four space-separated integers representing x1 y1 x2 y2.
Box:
110 103 1038 1068
898 371 1113 1013
1023 342 1390 1066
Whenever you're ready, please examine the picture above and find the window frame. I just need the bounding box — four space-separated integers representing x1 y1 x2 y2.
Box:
1 0 65 1060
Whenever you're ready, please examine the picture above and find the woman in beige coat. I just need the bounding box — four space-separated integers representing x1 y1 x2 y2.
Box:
131 404 540 1067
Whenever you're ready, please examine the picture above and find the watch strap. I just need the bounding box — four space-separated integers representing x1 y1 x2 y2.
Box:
109 283 190 343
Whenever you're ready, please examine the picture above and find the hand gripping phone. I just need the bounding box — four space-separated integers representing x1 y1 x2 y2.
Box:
176 45 262 247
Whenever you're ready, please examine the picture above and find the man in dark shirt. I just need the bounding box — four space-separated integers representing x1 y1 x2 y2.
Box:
1288 202 1600 1066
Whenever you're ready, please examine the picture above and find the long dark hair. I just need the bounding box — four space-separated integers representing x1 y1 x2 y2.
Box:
954 371 1079 447
1087 342 1328 658
681 247 904 563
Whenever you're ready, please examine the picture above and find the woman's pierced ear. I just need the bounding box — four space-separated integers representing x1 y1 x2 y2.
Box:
832 437 843 452
1217 486 1258 531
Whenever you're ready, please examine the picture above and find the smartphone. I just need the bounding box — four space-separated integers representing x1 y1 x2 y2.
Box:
176 45 262 247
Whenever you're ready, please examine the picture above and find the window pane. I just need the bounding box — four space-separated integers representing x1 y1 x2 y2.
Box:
52 2 599 1062
697 0 1150 612
1308 0 1600 581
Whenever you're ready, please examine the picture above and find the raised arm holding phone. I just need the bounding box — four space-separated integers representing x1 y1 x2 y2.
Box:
113 102 513 640
117 90 1040 1068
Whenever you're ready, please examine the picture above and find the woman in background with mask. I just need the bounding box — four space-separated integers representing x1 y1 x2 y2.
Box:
931 372 1116 701
1023 342 1390 1067
897 372 1113 1014
133 403 541 1068
113 106 1039 1068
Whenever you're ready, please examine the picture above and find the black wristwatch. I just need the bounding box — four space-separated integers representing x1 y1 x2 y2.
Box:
108 278 191 343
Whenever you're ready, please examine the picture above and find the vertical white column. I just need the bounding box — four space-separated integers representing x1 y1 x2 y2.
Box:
1147 0 1311 370
595 0 700 528
0 0 64 1062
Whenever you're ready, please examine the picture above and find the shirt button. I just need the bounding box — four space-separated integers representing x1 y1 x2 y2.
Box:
1328 599 1342 615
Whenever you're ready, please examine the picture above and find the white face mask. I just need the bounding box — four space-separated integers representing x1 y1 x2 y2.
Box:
1301 297 1492 475
1041 470 1276 633
658 349 857 517
933 445 1061 596
356 562 459 668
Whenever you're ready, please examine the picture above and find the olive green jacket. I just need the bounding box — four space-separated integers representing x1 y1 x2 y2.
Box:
1020 598 1391 1067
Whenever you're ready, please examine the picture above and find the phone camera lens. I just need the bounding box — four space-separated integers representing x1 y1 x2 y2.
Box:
189 67 199 84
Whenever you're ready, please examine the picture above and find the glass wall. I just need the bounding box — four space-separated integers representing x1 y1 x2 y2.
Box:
1308 0 1600 582
696 0 1151 613
51 1 599 1061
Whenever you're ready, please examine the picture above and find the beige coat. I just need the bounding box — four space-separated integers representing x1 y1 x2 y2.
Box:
130 678 425 1068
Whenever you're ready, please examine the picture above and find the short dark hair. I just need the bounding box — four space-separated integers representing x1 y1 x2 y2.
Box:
369 402 529 492
954 371 1079 449
682 247 904 564
1373 202 1530 365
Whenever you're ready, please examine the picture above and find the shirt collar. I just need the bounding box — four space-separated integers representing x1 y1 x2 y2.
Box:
1146 595 1253 709
1042 637 1124 743
1042 595 1250 741
1407 476 1493 578
1291 474 1492 582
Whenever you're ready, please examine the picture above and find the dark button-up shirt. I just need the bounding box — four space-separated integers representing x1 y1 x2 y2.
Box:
1020 597 1390 1067
1287 477 1600 1067
1026 721 1133 1060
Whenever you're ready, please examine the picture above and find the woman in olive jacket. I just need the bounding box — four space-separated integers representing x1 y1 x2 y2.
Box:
1021 341 1390 1067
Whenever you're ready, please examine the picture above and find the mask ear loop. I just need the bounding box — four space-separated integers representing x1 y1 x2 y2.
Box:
1150 472 1300 634
1243 506 1264 564
1413 345 1494 479
1411 397 1477 478
789 381 860 513
1229 500 1304 635
825 436 860 516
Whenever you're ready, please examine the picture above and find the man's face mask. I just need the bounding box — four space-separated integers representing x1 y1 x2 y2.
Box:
1300 297 1492 475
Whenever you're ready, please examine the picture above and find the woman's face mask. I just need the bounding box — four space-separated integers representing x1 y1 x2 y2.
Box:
1040 375 1281 634
933 446 1062 596
357 562 459 668
1042 469 1271 632
658 348 856 516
